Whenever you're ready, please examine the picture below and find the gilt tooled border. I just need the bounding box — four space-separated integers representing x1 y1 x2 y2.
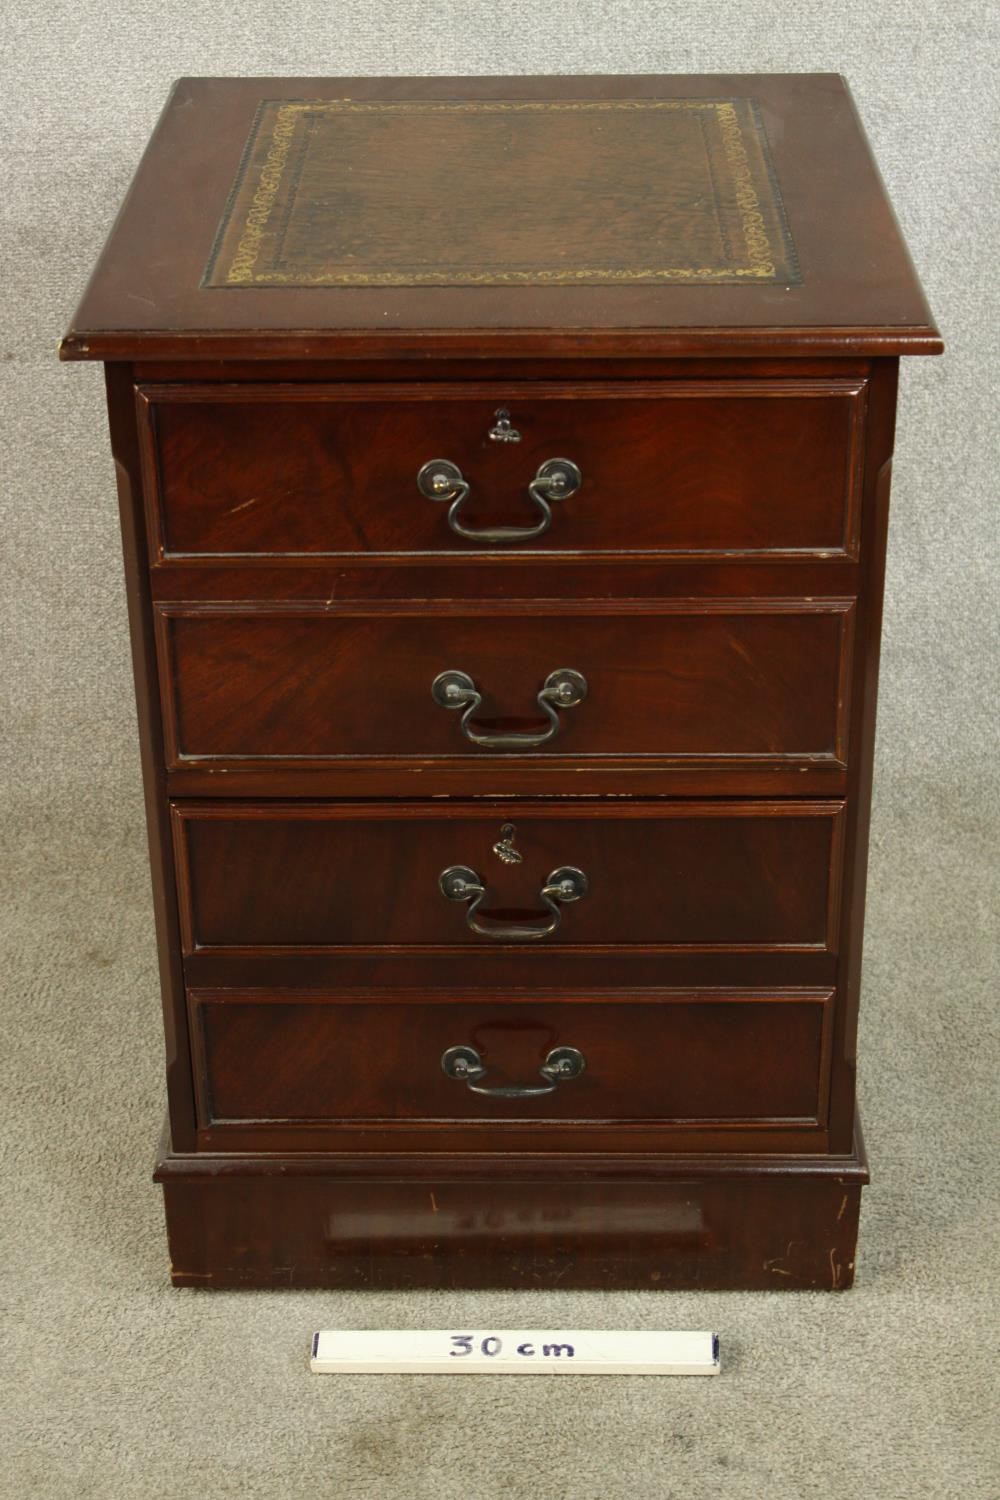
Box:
205 98 799 289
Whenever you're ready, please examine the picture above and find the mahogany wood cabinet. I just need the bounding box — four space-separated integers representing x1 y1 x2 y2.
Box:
61 75 941 1289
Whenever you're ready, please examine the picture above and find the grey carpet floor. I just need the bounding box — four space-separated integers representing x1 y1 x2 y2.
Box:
2 4 998 1497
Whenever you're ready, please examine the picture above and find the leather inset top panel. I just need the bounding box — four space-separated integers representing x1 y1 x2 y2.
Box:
203 97 800 289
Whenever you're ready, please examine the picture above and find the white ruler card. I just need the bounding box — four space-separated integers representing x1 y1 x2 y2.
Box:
310 1329 720 1376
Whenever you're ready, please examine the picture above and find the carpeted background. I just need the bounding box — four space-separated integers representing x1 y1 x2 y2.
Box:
2 4 997 1497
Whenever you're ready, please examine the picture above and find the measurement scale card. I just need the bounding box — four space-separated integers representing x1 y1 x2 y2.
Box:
310 1329 720 1376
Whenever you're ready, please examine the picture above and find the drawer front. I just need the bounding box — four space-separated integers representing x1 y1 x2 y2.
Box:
173 801 844 954
139 381 865 561
156 601 853 769
191 990 833 1128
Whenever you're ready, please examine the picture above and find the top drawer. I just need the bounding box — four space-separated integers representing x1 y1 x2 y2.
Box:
137 380 866 563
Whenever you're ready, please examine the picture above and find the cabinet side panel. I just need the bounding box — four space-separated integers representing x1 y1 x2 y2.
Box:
104 364 196 1149
829 356 899 1150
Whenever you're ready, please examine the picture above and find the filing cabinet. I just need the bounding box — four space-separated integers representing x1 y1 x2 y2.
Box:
61 73 941 1287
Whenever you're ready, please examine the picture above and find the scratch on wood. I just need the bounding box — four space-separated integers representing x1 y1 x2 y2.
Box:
829 1247 842 1289
228 496 259 513
764 1239 804 1278
325 572 348 606
429 1191 438 1214
837 1193 848 1220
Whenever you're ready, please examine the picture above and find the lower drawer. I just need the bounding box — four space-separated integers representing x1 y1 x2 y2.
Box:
155 601 852 770
173 800 845 954
190 989 834 1132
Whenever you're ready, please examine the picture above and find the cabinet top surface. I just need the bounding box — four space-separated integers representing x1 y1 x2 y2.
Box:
61 74 941 361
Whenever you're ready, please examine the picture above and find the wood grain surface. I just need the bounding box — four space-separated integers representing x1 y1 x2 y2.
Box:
156 600 853 768
172 800 845 954
139 380 865 560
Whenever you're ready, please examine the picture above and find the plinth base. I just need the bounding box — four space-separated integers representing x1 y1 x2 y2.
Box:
155 1125 868 1291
